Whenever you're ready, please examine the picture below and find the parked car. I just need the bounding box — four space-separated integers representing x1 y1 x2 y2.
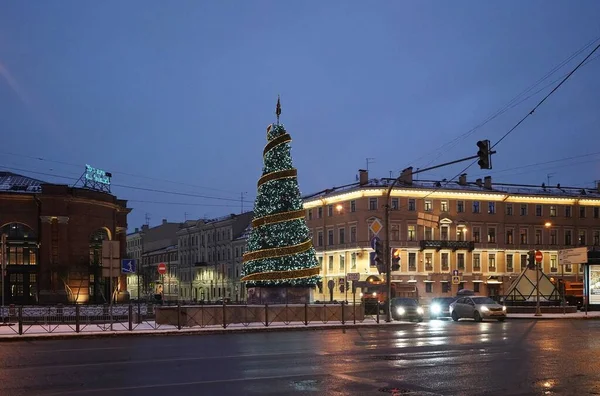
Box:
391 297 424 322
429 297 458 319
449 296 507 322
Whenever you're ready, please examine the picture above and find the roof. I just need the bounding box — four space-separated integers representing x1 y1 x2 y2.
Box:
303 177 600 201
234 224 252 241
0 172 45 194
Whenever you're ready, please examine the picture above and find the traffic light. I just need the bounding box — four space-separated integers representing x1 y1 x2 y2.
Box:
391 248 401 271
375 239 385 274
527 250 536 270
477 139 492 169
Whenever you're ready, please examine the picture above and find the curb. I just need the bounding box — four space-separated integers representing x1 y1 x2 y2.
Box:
507 315 600 320
0 321 415 343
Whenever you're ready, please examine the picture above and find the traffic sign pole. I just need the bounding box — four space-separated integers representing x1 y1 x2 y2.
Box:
535 250 542 317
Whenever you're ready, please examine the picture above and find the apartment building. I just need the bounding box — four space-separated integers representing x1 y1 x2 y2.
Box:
304 169 600 303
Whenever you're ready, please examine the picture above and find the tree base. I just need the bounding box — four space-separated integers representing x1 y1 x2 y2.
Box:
246 286 314 305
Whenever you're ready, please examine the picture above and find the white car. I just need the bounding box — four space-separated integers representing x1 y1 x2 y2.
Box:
449 296 507 322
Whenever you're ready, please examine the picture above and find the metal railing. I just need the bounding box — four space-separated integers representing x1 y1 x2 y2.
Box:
0 302 383 337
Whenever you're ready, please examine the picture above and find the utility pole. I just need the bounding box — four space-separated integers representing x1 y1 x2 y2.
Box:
366 158 375 172
145 213 151 226
241 192 248 214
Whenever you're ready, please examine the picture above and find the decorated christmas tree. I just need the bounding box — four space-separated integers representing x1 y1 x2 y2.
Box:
241 99 320 301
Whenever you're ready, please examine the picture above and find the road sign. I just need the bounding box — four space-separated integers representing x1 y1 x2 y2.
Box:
370 236 381 250
121 259 136 274
452 276 461 285
157 262 167 275
369 219 383 236
347 272 360 282
559 247 588 265
452 269 459 277
535 250 543 263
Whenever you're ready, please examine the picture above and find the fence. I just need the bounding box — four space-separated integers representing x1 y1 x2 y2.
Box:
0 302 382 337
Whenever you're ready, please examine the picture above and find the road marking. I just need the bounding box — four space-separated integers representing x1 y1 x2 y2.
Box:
331 372 388 387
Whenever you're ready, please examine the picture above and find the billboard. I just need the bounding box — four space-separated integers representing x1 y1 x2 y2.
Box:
589 265 600 305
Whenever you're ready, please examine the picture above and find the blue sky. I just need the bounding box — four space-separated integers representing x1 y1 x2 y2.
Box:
1 1 599 230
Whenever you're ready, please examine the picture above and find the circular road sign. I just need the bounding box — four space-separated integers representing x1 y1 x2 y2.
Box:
157 262 167 275
535 250 543 263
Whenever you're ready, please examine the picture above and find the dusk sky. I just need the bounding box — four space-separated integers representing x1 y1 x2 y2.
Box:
1 1 599 231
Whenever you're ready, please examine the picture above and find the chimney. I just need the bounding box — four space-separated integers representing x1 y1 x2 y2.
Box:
162 218 167 225
134 227 139 233
400 167 413 185
475 178 483 187
358 169 368 186
484 176 492 189
458 173 467 186
142 224 149 231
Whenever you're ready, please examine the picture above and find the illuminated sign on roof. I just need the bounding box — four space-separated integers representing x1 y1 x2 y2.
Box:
85 165 111 186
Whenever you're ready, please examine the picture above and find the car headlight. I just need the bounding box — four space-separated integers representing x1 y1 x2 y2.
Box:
502 306 507 311
481 306 489 312
431 304 441 314
417 307 424 315
396 307 405 315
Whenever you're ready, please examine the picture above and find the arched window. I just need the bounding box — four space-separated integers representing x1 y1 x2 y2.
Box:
1 223 38 265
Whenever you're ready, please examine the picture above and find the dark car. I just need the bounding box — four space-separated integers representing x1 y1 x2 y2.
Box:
391 297 424 322
429 297 458 319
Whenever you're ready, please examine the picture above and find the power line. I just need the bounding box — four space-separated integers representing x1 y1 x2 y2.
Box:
128 200 241 208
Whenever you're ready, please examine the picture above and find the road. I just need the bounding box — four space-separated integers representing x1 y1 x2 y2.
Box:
0 319 598 396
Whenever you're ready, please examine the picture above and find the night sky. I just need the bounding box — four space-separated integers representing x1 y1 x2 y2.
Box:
1 1 599 230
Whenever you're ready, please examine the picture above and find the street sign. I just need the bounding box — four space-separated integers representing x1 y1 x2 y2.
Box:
559 247 588 265
157 262 167 275
452 269 459 277
452 276 461 285
370 236 381 250
121 259 136 274
535 250 543 263
347 272 360 281
369 219 383 236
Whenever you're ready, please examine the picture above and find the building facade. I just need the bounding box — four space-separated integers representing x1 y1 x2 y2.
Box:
0 172 130 304
303 170 600 303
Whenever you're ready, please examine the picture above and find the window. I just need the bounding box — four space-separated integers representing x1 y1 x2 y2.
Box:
317 256 323 268
565 230 572 245
488 202 495 214
441 253 449 271
317 231 323 247
350 200 356 212
473 253 481 271
487 227 496 243
580 207 586 218
535 229 542 245
328 256 333 271
351 253 357 269
550 229 557 245
424 200 432 212
369 198 377 210
425 253 433 271
474 282 480 293
328 205 333 217
441 201 449 212
350 226 357 243
520 228 528 244
473 201 480 213
565 263 572 273
536 205 542 217
457 227 466 241
550 206 557 217
424 227 433 240
425 283 433 293
339 228 345 244
488 254 496 272
442 282 450 293
328 230 334 246
594 207 599 219
520 254 527 272
408 199 416 211
594 231 599 246
506 204 513 216
317 207 323 219
408 253 416 271
457 253 465 270
550 255 557 273
579 230 586 246
506 254 514 272
506 229 514 244
391 198 399 210
391 224 400 241
441 226 449 241
339 254 345 270
520 204 528 216
407 225 416 241
565 206 572 218
473 227 481 243
457 201 465 213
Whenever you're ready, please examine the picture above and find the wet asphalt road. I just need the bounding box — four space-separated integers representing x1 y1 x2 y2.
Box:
1 319 599 396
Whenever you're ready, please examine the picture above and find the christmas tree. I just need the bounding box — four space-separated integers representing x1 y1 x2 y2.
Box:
241 99 320 292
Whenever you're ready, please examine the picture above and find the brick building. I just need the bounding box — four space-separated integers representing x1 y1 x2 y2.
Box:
303 169 600 303
0 172 130 304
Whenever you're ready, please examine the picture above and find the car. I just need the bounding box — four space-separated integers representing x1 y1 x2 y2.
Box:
429 297 458 319
391 297 424 322
449 296 507 322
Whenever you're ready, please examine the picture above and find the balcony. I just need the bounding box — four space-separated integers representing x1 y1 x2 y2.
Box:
419 240 475 252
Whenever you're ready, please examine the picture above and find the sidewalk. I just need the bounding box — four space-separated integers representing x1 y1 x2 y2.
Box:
507 311 600 320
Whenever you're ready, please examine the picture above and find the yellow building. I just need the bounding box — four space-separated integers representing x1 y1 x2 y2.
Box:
304 170 600 303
